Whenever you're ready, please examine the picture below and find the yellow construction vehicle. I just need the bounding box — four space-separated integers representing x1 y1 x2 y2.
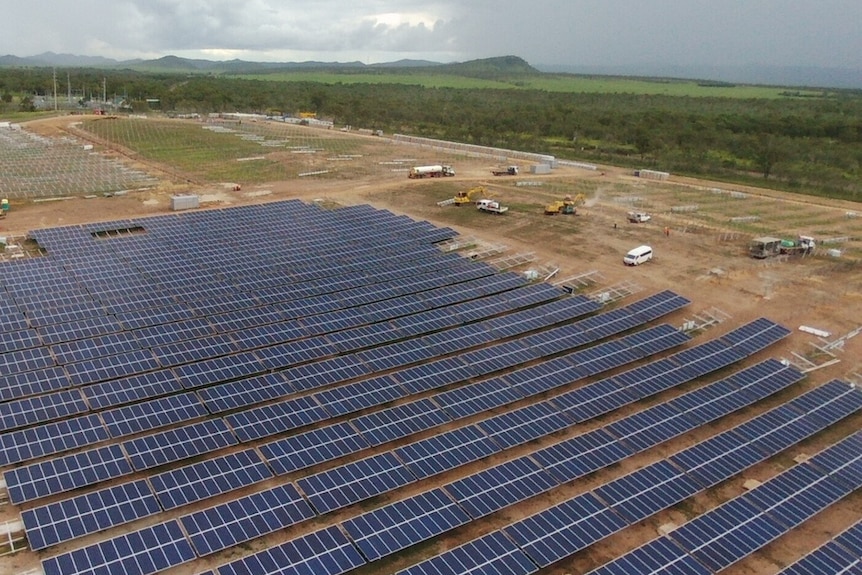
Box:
545 193 585 215
454 186 488 206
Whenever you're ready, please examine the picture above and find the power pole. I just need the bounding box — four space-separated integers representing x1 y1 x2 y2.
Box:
103 77 107 103
53 68 58 111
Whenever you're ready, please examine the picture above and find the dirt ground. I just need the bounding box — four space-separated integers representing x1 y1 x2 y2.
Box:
1 116 860 575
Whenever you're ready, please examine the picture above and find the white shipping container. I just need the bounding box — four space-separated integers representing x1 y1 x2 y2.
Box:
171 195 199 211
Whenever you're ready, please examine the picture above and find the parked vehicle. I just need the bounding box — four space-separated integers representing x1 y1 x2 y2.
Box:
624 245 653 265
491 166 519 176
627 211 651 223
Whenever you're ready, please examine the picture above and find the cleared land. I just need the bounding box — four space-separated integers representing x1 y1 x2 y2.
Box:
0 115 860 575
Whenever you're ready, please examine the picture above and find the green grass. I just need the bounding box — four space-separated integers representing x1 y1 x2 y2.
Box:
232 71 825 99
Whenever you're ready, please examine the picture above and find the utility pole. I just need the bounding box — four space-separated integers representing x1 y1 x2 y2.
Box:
53 68 58 111
103 77 107 103
67 72 71 104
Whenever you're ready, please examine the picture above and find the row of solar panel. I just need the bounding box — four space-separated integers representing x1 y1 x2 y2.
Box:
24 200 444 258
776 518 862 574
37 361 842 575
0 272 542 403
4 302 683 508
398 383 862 575
22 333 788 556
588 427 862 575
1 255 494 354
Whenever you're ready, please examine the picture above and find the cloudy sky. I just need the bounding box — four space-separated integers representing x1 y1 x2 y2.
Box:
2 0 860 69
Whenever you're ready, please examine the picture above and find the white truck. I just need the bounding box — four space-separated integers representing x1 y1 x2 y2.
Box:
476 199 509 214
408 165 455 179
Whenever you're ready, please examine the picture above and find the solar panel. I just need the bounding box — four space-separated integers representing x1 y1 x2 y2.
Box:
742 464 851 529
530 428 632 483
594 459 702 523
806 430 862 489
476 401 574 449
777 539 862 575
197 372 293 413
122 418 237 471
214 524 365 575
173 351 266 389
149 448 272 510
23 479 160 550
395 424 503 479
342 489 471 561
101 392 207 438
4 444 132 505
225 395 330 442
669 496 787 572
81 369 183 410
503 492 628 568
607 402 698 453
434 377 525 420
444 455 559 519
835 521 862 559
259 421 370 475
0 389 87 432
350 398 451 446
64 349 161 387
0 366 70 403
396 530 538 575
41 520 196 575
181 483 316 556
553 378 636 423
297 452 416 514
585 536 712 575
314 375 407 417
0 413 108 466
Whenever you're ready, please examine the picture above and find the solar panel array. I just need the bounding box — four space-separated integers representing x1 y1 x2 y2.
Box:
0 200 851 575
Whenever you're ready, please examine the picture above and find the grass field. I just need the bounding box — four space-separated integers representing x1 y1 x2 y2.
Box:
232 71 827 99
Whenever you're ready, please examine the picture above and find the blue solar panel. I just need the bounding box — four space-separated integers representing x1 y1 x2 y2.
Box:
215 524 366 575
0 389 87 432
669 496 787 572
259 421 370 475
42 520 196 575
553 378 635 423
476 402 574 449
297 452 416 514
150 448 273 510
0 366 70 402
670 431 767 489
788 379 862 425
173 351 266 388
444 455 559 519
181 483 316 556
531 428 632 483
835 521 862 559
586 536 712 575
101 392 207 438
0 413 108 466
395 424 503 479
742 464 851 529
777 539 862 575
314 375 407 416
607 402 699 453
594 459 702 523
504 492 628 567
4 444 132 505
225 395 330 442
806 431 862 489
23 479 160 550
396 530 538 575
351 398 451 446
81 369 182 410
434 377 525 420
197 372 293 413
721 317 791 355
343 489 471 561
122 418 237 471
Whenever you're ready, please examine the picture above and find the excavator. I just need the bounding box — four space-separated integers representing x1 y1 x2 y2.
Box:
453 186 488 206
545 193 585 215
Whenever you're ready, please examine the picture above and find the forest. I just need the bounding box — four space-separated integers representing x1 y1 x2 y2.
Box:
1 59 861 202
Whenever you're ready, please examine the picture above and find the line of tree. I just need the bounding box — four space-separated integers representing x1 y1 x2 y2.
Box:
2 67 861 202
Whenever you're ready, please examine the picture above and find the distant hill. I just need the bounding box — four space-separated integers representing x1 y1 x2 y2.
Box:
2 52 859 89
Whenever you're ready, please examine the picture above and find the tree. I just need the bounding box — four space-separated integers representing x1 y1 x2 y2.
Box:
18 95 35 112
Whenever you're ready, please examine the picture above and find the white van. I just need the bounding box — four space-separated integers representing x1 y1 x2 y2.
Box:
624 245 653 266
